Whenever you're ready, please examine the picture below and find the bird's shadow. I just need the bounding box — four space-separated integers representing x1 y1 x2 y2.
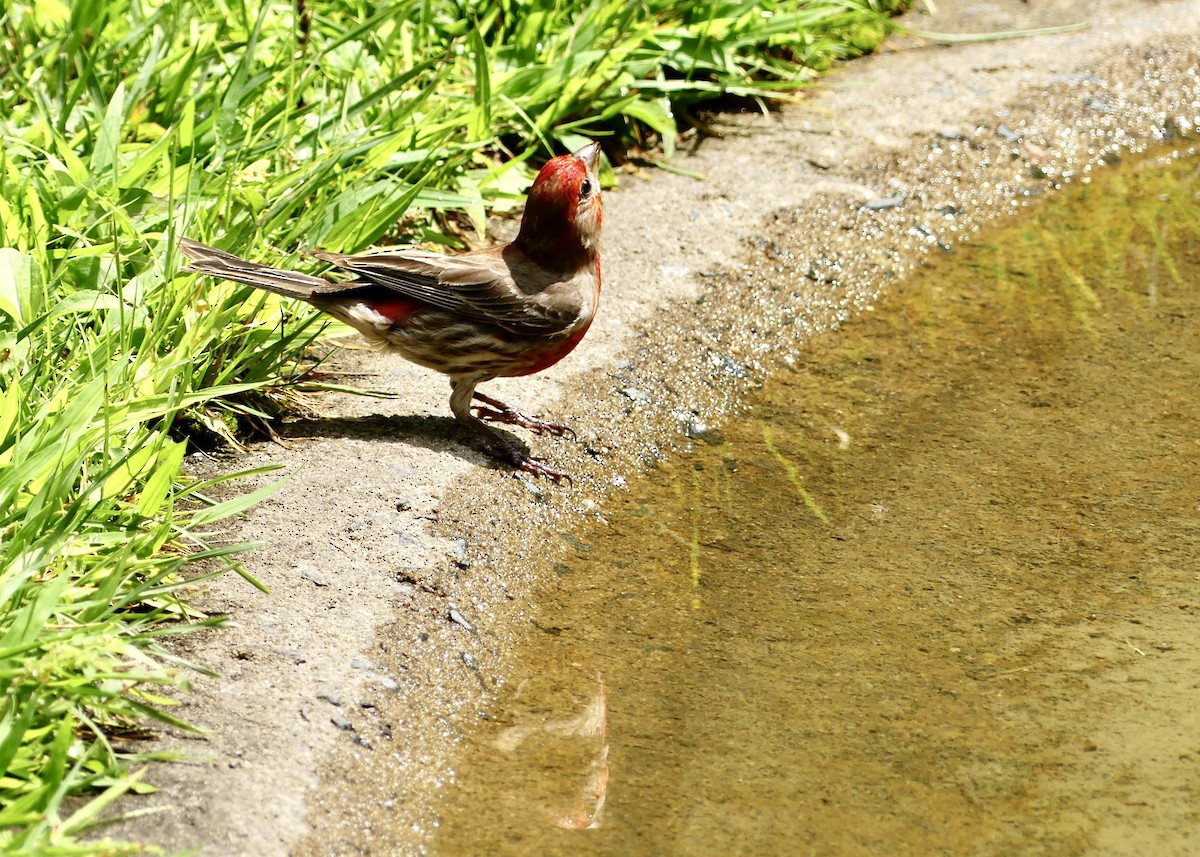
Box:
275 411 531 471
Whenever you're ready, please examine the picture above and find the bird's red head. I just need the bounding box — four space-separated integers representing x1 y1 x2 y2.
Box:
515 142 603 269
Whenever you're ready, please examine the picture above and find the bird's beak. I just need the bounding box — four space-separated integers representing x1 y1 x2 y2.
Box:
572 141 601 172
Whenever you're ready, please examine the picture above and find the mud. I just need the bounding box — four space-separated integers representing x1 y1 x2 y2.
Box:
111 1 1200 854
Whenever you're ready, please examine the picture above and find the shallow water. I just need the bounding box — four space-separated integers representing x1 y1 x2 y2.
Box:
427 148 1200 854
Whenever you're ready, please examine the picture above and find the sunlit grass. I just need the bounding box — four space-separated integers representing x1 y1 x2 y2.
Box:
0 0 907 851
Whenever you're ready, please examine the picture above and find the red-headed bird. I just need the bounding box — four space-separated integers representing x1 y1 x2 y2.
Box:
180 142 603 481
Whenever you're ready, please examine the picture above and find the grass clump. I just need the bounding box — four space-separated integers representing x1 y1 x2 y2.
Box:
0 0 906 851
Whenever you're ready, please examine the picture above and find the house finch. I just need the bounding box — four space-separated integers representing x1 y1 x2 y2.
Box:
180 142 603 481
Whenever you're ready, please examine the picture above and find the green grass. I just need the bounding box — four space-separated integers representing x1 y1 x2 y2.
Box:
0 0 906 851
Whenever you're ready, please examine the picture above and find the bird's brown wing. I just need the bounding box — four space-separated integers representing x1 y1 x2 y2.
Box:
309 247 588 336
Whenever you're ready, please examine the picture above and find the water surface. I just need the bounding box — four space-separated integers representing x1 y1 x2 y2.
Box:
429 148 1200 854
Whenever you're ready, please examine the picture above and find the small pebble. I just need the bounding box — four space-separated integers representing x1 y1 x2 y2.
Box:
450 537 470 568
708 352 748 378
685 419 725 446
396 532 424 550
448 607 477 632
371 675 400 692
996 123 1022 143
559 533 592 552
296 565 329 587
514 472 547 500
862 193 905 211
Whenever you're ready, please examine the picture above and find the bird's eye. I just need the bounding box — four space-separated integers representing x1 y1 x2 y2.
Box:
579 178 593 198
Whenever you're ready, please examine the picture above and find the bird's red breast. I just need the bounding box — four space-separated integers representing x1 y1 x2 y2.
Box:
514 254 601 376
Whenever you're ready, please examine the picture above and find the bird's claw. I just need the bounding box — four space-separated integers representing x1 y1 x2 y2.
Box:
473 405 576 439
483 440 571 484
516 455 572 485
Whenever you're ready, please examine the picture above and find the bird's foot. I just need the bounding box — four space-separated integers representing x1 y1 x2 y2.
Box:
472 392 575 438
514 453 572 484
483 440 571 484
459 399 571 482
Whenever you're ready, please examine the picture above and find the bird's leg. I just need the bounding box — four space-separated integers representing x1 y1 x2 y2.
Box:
451 379 570 482
471 391 575 438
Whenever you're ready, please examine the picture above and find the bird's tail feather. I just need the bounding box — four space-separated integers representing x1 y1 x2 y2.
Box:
179 237 333 299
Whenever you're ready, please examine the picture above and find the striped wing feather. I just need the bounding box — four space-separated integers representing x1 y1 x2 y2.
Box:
310 247 584 337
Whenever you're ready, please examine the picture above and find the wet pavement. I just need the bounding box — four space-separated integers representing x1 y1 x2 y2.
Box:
411 147 1200 856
